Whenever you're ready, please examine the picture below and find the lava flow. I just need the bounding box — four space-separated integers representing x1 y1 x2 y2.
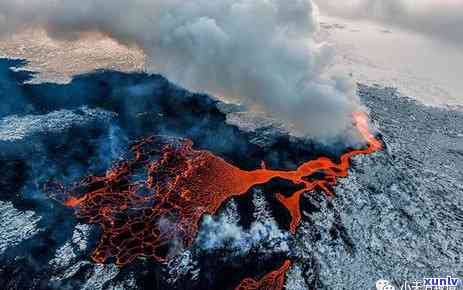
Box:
48 112 381 266
234 260 291 290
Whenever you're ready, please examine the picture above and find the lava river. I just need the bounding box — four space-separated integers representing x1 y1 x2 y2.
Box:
235 260 292 290
48 112 382 289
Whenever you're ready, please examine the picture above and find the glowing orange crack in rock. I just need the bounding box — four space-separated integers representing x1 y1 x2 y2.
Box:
50 112 381 266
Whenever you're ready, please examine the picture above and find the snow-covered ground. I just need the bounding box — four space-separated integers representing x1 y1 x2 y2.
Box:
0 30 145 84
317 14 463 107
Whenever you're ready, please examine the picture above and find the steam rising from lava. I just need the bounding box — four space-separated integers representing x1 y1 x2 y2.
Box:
0 0 359 139
47 112 381 266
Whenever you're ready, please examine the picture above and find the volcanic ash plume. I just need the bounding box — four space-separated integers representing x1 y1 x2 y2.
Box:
0 0 360 139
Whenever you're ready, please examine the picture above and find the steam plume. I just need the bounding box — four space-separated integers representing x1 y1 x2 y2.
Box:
0 0 360 139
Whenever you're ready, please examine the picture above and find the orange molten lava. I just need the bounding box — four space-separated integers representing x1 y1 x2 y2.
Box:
51 112 381 265
234 260 291 290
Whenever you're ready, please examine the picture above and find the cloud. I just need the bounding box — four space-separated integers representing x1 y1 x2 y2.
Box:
0 0 361 139
314 0 463 48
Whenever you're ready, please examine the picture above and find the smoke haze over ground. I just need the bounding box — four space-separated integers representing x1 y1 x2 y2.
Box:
0 0 361 140
315 0 463 49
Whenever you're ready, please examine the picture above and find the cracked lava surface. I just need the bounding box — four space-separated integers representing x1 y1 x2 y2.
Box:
48 112 382 289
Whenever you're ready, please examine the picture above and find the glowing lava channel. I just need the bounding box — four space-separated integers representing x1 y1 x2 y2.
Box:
48 112 381 266
234 260 291 290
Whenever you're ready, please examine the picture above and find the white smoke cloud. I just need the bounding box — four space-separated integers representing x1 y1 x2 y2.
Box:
195 192 289 255
314 0 463 48
0 0 360 139
195 215 289 255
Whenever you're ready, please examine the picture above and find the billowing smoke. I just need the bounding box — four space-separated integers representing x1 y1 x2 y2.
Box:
196 215 289 255
0 0 360 139
315 0 463 48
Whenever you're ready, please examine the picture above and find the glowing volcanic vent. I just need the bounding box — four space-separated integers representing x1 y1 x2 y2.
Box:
234 260 291 290
48 112 381 266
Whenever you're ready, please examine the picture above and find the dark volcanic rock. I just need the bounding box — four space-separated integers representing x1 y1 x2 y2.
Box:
1 59 462 290
0 59 338 290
